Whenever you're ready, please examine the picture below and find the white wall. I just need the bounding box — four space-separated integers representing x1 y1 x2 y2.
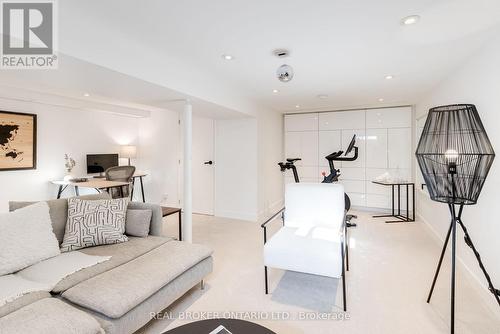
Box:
0 99 139 212
258 110 284 220
415 29 500 309
137 109 180 206
215 118 258 221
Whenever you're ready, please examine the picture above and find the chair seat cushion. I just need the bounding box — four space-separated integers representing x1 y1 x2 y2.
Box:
264 226 343 278
0 298 103 334
62 241 213 319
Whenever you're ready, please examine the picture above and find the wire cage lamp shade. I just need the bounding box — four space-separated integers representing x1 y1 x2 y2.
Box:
416 104 495 205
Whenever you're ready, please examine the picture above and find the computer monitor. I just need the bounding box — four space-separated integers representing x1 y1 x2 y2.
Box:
86 154 119 175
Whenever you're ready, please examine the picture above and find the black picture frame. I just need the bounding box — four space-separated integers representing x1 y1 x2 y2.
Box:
0 110 37 171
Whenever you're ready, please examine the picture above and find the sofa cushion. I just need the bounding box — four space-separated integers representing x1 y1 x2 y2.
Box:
125 209 152 237
0 202 60 276
0 298 103 334
0 291 50 317
9 193 111 244
60 198 129 252
53 236 171 293
62 241 213 318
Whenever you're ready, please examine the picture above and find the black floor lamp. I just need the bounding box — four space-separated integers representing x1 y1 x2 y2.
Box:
416 104 499 334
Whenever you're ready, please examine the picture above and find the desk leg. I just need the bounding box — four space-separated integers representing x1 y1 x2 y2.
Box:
139 176 145 203
178 211 182 241
57 185 67 199
119 186 124 198
74 186 80 196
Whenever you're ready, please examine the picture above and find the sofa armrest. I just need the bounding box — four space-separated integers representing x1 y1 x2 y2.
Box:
128 202 163 236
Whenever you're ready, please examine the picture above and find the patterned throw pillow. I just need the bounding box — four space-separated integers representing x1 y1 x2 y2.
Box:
60 198 129 252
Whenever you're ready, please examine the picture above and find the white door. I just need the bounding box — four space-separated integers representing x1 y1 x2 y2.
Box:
192 117 215 215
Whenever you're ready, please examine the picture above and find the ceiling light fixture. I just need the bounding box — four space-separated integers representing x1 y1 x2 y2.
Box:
295 105 300 109
378 98 385 102
401 15 420 26
272 89 279 94
221 54 234 60
385 75 394 80
83 93 90 97
317 94 329 99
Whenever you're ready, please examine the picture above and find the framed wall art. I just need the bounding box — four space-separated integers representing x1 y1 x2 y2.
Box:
0 110 37 171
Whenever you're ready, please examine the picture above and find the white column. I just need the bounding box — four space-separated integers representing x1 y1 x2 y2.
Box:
183 100 193 243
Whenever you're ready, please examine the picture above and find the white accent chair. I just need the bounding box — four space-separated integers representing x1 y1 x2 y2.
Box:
262 183 348 311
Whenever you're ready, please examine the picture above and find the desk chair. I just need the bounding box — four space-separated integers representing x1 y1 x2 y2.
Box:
262 183 348 311
105 166 136 199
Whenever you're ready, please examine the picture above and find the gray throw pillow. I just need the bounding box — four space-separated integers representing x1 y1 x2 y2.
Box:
125 209 152 237
60 198 129 252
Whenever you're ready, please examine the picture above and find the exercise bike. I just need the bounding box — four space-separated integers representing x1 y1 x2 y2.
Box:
279 135 359 227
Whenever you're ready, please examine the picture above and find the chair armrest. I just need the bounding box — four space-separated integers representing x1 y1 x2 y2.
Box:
128 202 163 236
261 207 285 243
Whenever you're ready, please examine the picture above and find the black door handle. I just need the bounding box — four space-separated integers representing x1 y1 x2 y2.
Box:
204 161 213 165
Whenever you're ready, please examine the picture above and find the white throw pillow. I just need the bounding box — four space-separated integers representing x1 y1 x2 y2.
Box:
60 198 129 252
0 202 60 276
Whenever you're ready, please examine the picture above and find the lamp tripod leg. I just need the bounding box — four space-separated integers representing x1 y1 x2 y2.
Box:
427 212 455 303
456 219 500 306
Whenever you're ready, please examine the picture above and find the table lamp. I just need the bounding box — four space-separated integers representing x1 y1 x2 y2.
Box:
416 104 499 334
120 145 137 166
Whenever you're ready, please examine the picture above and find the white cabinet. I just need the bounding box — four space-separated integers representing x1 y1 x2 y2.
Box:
285 113 318 132
366 107 411 129
318 130 341 167
366 129 388 168
285 131 318 167
388 128 411 169
319 110 365 130
284 107 413 210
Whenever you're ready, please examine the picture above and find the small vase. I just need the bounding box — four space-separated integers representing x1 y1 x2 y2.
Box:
63 171 73 182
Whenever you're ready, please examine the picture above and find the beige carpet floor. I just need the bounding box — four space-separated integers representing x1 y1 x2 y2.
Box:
137 211 500 334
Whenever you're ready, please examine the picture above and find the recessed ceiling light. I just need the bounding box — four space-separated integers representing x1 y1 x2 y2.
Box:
385 75 394 80
272 89 279 94
317 94 329 99
221 54 234 60
83 93 90 97
401 15 420 26
295 105 300 109
378 98 385 102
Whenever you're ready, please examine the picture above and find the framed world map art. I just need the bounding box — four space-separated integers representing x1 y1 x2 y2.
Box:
0 111 37 171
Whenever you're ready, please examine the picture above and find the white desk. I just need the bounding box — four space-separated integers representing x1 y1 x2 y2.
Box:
51 172 148 202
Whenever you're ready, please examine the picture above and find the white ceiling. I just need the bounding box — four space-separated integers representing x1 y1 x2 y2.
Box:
3 0 499 116
56 0 500 113
0 54 249 119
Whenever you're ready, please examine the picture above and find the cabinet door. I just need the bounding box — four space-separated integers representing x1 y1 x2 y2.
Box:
366 129 388 168
388 128 411 169
285 113 318 132
319 110 365 130
318 130 342 167
366 107 411 129
285 131 318 167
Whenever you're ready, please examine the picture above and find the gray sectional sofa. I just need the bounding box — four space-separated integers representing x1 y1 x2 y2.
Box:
0 194 213 334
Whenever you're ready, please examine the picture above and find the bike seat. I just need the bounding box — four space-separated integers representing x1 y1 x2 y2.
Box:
286 158 302 163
